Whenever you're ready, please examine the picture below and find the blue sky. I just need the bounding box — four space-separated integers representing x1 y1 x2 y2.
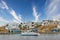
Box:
0 0 60 26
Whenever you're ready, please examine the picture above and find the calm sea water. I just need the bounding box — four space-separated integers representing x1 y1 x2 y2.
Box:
0 34 60 40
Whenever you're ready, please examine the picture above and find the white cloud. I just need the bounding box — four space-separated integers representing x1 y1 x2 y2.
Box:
0 17 9 23
9 9 22 22
18 15 22 22
0 17 9 26
32 5 41 22
12 19 19 23
45 0 60 21
0 0 22 23
0 0 9 9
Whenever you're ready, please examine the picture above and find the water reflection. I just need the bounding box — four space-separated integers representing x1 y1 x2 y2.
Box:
0 34 60 40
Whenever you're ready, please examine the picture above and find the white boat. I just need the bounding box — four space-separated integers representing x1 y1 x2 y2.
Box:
21 32 40 36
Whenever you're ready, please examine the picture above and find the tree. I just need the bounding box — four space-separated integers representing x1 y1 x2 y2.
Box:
18 24 22 30
6 24 9 27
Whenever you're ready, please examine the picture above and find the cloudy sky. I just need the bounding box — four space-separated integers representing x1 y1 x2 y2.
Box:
0 0 60 26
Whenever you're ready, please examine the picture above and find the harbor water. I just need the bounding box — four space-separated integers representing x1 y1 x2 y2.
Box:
0 34 60 40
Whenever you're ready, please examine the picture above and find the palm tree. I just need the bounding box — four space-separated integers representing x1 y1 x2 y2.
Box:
18 23 22 30
5 24 10 33
5 24 9 29
6 24 9 27
23 25 27 30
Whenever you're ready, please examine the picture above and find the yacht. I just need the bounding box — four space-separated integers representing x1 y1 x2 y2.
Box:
21 32 40 36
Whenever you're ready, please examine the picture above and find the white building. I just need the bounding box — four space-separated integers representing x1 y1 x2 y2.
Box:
7 23 19 30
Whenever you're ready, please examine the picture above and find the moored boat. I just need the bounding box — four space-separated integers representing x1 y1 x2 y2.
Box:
21 32 40 36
